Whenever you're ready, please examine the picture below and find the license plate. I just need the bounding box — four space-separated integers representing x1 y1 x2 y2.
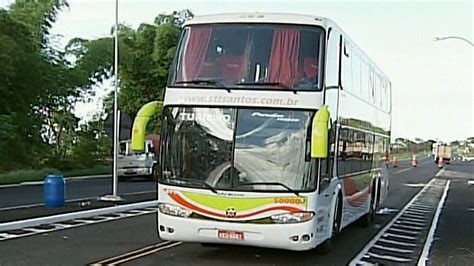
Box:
218 230 244 240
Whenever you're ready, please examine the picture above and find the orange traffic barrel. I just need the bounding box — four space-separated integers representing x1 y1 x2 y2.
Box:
393 157 400 168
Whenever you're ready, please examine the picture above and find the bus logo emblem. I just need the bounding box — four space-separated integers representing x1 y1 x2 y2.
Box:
226 208 237 218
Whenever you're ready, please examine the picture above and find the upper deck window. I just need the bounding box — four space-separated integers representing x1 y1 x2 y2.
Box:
170 24 324 91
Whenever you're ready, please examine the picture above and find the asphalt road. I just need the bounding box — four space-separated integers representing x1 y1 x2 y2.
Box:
0 177 156 210
0 159 474 265
427 161 474 265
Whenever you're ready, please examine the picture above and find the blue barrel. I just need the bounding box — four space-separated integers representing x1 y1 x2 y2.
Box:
44 174 66 207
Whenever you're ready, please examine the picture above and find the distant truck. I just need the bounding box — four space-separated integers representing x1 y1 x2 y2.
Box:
432 143 452 164
118 134 160 179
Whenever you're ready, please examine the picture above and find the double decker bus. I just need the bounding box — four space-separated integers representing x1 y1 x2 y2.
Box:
132 13 391 251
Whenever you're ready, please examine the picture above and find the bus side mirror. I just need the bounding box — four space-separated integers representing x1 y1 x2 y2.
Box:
311 106 330 159
131 101 161 152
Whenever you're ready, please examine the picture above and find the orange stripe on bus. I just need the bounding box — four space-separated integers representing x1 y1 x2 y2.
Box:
168 192 303 219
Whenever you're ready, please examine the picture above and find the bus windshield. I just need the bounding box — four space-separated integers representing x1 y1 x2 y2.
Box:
170 24 324 90
160 107 316 192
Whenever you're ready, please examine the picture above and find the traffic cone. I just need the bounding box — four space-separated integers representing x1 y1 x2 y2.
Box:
411 154 417 167
393 157 400 168
438 157 445 168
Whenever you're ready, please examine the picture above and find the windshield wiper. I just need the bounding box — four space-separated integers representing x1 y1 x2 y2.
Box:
235 82 296 94
238 182 299 196
176 79 230 92
165 177 218 194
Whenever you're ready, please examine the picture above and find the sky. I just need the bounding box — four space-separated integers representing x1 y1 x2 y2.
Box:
1 0 472 142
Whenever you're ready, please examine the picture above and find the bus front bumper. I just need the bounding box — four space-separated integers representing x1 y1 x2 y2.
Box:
158 213 320 251
118 167 152 177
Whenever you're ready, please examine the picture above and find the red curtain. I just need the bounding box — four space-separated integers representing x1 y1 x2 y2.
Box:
268 29 301 86
180 27 212 81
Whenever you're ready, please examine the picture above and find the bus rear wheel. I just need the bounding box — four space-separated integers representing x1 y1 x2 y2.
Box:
360 181 377 227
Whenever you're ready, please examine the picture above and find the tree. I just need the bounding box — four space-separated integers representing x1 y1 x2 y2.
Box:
0 4 193 173
69 10 192 133
71 118 110 168
0 1 103 172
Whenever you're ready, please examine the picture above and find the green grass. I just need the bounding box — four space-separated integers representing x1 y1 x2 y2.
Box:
0 168 61 185
63 165 111 177
0 165 111 185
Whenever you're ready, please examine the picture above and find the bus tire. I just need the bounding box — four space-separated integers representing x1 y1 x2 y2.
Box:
319 193 342 254
360 181 377 227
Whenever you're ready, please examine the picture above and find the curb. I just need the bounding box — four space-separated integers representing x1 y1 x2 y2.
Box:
0 200 158 232
66 174 111 181
0 174 111 188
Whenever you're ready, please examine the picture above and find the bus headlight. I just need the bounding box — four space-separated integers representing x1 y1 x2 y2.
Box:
271 212 314 224
158 203 193 218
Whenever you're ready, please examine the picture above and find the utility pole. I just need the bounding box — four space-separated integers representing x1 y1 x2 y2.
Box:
101 0 123 202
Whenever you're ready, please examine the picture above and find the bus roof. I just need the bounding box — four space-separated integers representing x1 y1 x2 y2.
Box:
183 12 331 28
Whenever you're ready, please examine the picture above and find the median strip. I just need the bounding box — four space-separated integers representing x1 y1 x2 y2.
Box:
349 176 450 265
0 200 158 232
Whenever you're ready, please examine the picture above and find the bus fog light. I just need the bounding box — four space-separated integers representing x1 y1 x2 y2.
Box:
291 235 299 242
271 212 314 224
302 234 310 241
158 203 193 218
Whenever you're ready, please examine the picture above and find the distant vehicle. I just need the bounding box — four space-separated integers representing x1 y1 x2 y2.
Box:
462 156 474 162
118 135 160 179
136 13 392 251
432 143 452 164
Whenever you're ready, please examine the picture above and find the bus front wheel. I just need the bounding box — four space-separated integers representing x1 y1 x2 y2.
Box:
319 193 342 254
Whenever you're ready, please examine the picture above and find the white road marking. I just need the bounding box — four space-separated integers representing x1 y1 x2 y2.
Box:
373 244 413 253
417 180 451 266
383 232 417 240
398 216 426 223
0 200 158 232
387 227 419 235
435 168 445 177
366 252 412 263
394 167 413 174
392 224 424 230
377 238 417 247
349 173 446 265
404 183 427 187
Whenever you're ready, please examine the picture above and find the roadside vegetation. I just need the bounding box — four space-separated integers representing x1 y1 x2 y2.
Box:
390 138 433 160
390 137 474 160
0 0 191 184
0 165 111 185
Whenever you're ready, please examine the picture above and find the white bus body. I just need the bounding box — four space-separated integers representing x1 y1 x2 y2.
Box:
156 13 391 251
